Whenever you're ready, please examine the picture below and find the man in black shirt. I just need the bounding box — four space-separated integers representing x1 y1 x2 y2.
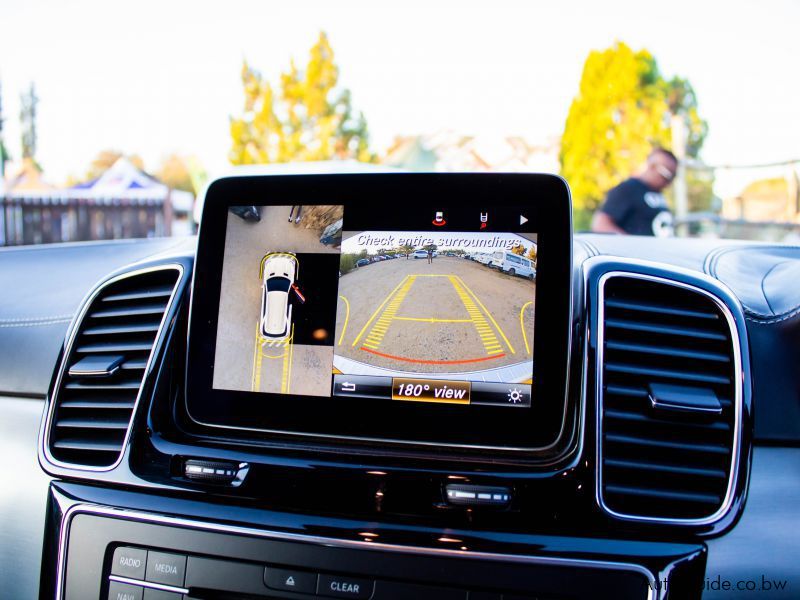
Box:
591 148 678 236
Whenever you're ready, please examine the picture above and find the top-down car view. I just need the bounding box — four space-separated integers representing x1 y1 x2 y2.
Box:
1 2 799 599
260 253 298 340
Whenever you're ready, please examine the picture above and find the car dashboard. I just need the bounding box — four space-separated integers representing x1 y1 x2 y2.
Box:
2 199 800 599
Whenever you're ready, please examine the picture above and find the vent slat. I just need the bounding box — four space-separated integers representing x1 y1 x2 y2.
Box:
82 322 161 336
605 362 731 385
59 399 137 410
75 341 156 353
599 275 737 522
55 416 131 430
101 286 175 303
121 359 147 370
605 384 649 398
604 458 727 479
64 380 143 390
605 485 721 506
89 303 168 319
605 318 727 341
52 438 124 452
47 268 179 468
605 340 730 363
605 433 729 455
604 409 731 432
606 298 719 320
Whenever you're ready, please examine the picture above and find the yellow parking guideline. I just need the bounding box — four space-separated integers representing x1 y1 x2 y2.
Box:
282 325 295 394
352 275 411 347
520 301 533 355
338 295 350 345
393 317 472 323
251 320 262 392
449 276 506 357
454 275 515 354
359 276 416 350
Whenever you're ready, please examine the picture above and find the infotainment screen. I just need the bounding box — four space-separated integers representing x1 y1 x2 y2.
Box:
187 174 572 451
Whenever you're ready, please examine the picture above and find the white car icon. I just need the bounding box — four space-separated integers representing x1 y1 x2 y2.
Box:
260 254 297 340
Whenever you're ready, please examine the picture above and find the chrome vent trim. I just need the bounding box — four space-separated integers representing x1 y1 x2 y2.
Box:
42 264 183 471
591 260 744 526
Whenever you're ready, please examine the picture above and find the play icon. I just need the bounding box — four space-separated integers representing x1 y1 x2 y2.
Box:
520 214 528 225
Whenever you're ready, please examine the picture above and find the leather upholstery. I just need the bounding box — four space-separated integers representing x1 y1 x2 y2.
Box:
0 239 184 397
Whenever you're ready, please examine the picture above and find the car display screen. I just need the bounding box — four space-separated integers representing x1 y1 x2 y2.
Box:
187 174 572 451
213 205 537 410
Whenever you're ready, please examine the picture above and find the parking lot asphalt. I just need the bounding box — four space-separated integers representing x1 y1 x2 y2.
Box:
335 256 535 374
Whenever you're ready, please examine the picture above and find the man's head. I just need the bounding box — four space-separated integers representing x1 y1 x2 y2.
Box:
640 147 678 191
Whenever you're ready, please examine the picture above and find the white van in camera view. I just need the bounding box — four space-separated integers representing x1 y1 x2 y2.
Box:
488 251 536 280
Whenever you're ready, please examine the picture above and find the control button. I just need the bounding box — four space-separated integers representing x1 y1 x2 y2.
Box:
470 382 531 408
145 551 186 587
184 458 247 486
445 484 512 507
108 580 144 600
265 566 317 594
333 374 392 400
375 581 466 599
143 589 182 600
519 214 528 226
111 547 147 580
318 574 374 599
186 556 266 596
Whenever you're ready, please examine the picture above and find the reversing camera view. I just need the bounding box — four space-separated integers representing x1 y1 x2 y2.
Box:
212 205 343 397
334 231 536 407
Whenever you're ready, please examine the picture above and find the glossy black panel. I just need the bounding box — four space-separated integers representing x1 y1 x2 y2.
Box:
49 483 708 600
187 173 573 454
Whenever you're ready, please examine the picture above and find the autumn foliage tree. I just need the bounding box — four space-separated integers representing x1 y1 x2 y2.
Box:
156 154 194 193
560 41 707 226
229 32 373 165
83 150 145 182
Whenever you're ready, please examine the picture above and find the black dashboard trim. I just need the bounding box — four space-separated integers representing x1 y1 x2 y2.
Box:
185 173 575 458
55 503 660 600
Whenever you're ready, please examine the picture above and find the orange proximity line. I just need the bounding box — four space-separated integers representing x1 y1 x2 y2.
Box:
360 347 505 365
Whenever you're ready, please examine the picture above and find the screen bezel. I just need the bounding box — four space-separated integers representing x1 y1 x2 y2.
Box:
186 173 572 452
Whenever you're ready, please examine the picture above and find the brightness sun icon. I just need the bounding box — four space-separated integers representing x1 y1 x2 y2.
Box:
507 388 523 403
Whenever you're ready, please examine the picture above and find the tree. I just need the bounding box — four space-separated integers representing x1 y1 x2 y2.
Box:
559 41 707 227
399 243 414 258
527 245 537 263
511 244 527 256
0 79 10 178
84 150 145 182
20 83 39 161
156 154 194 193
230 32 374 165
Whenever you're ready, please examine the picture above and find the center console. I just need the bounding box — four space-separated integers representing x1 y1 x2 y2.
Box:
38 173 750 600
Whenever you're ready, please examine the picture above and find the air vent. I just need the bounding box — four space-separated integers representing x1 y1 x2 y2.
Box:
597 274 739 523
47 267 181 468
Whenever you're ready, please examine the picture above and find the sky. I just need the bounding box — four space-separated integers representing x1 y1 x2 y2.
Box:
1 0 798 193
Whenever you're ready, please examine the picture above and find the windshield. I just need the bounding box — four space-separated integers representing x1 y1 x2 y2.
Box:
1 1 797 244
266 277 292 293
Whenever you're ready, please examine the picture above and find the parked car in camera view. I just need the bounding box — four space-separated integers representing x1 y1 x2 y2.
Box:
260 253 297 340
